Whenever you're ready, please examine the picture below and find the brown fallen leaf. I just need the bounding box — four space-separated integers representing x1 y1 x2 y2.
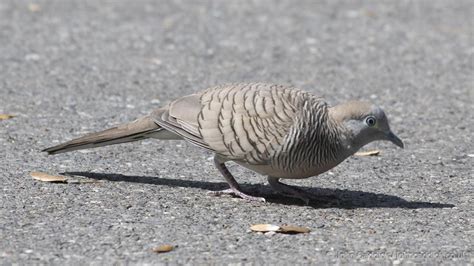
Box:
365 10 377 18
31 171 67 183
152 244 174 253
278 225 311 234
0 114 15 120
250 224 281 232
354 150 380 156
251 224 311 234
28 3 41 12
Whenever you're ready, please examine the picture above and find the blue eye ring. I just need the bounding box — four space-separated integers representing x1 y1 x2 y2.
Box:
365 116 376 127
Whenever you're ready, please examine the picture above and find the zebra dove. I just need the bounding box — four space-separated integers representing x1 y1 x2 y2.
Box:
43 83 404 203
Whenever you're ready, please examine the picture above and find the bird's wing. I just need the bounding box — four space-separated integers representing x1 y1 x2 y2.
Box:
151 94 211 150
153 83 302 164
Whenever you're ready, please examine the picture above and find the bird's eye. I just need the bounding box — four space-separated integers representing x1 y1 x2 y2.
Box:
365 116 376 127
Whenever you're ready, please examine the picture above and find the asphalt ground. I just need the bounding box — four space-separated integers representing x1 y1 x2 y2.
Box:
0 0 472 264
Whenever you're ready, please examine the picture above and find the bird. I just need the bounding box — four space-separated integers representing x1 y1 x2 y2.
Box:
43 83 404 203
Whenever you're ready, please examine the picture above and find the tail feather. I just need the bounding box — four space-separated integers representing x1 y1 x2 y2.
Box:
43 116 161 155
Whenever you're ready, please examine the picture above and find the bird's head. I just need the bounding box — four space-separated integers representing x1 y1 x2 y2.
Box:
330 101 404 151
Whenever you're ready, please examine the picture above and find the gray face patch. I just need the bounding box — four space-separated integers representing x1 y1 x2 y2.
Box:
342 105 394 151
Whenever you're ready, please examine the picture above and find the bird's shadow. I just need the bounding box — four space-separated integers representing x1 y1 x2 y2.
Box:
65 172 455 209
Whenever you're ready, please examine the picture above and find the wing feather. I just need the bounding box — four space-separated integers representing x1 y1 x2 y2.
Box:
152 83 307 165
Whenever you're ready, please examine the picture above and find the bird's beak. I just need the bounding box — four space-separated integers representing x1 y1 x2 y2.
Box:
386 131 404 148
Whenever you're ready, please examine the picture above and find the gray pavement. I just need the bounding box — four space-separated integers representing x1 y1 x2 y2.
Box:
0 0 472 264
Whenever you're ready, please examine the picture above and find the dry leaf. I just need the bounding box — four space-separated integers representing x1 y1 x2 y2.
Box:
152 245 174 253
365 10 376 18
28 3 41 12
250 224 280 232
251 224 310 234
0 114 15 120
31 171 67 183
278 225 311 234
355 150 380 156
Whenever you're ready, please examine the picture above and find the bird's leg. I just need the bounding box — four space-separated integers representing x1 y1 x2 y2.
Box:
267 176 311 205
208 156 266 202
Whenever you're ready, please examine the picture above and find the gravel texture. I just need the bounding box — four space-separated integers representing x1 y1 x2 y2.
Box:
0 0 472 264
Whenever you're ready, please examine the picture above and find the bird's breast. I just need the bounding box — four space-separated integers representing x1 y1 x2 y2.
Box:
235 158 345 179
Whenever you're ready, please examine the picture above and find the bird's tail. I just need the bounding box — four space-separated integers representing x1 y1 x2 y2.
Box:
43 116 163 155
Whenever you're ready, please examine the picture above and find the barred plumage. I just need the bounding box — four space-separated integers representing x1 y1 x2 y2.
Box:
43 83 404 203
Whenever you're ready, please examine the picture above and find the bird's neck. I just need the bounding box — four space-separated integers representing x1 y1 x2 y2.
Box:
328 107 364 156
298 101 353 169
272 98 357 177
